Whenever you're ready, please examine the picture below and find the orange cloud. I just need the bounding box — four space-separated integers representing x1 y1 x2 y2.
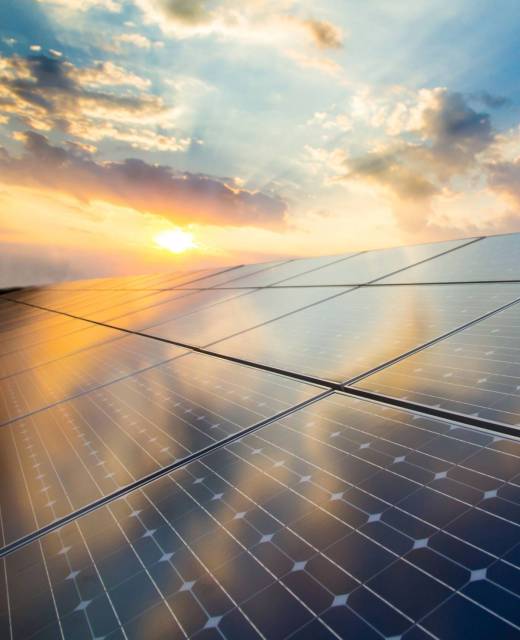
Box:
1 132 288 228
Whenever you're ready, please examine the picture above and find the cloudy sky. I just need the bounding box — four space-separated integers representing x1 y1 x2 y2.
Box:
1 0 519 285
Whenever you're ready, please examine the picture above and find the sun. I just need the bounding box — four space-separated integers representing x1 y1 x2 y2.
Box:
154 228 197 254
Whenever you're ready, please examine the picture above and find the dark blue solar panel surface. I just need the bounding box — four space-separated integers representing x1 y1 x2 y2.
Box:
1 233 520 640
0 353 320 545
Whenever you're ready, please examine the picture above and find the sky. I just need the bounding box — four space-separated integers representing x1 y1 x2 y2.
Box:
1 0 520 286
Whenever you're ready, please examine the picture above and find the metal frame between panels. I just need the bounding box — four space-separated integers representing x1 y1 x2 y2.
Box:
2 234 520 563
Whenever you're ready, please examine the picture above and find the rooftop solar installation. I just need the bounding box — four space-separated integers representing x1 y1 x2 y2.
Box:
1 232 520 639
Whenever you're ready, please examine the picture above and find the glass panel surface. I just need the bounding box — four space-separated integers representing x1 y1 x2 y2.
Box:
8 287 197 325
356 300 520 427
179 259 288 289
382 234 520 283
212 284 520 382
0 355 319 544
0 320 123 378
0 300 72 340
212 253 359 288
2 393 519 639
108 289 250 333
0 334 186 424
274 238 473 285
133 287 340 347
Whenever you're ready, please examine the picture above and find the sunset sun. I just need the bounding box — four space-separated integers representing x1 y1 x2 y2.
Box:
154 229 197 254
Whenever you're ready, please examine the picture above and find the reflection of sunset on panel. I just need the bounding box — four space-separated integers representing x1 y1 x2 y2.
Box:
1 1 520 287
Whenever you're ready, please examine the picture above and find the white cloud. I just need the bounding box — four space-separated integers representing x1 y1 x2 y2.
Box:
115 33 152 49
133 0 344 73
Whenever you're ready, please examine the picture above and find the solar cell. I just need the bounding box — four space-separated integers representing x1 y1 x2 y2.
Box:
0 354 320 545
2 393 518 639
355 298 520 428
381 233 520 283
211 284 520 382
269 238 474 286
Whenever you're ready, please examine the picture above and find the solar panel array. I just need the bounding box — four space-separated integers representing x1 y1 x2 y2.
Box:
1 233 520 640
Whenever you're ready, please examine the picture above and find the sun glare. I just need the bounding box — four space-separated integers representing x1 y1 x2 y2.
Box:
154 229 197 254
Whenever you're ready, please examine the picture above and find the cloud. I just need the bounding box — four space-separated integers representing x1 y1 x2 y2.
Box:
134 0 343 71
37 0 122 12
152 0 210 25
303 19 342 49
0 132 288 228
0 53 187 151
487 158 520 207
338 89 496 231
115 33 152 49
472 91 511 109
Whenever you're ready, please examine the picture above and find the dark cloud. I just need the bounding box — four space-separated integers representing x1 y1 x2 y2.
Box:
157 0 211 25
472 91 511 109
0 132 287 227
304 19 343 49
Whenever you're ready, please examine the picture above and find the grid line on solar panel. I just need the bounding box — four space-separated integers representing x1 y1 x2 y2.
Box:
0 356 326 553
1 393 519 639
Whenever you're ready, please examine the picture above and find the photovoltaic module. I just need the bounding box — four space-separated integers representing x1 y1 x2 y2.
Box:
1 233 519 639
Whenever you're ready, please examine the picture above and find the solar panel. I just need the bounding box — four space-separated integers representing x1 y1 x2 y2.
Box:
175 259 290 289
2 394 518 639
188 252 360 288
381 234 520 283
267 237 475 286
211 284 520 382
0 353 320 546
355 299 520 428
1 232 520 639
0 333 185 423
119 286 341 347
